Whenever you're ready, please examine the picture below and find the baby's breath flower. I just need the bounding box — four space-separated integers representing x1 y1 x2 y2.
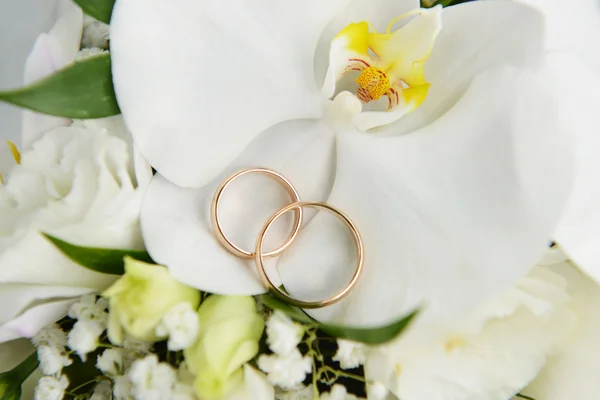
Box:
276 384 314 400
37 345 72 376
366 381 388 400
34 375 69 400
32 324 67 349
321 384 360 400
266 311 305 356
113 375 133 400
129 354 177 400
258 349 312 390
90 380 112 400
333 340 366 370
67 320 104 361
97 348 126 376
155 302 200 351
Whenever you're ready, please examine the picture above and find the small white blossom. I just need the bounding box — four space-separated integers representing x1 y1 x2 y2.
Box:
155 302 200 351
113 375 133 400
68 295 109 327
129 355 177 400
276 384 315 400
97 348 126 376
321 384 359 400
258 349 312 389
82 15 110 49
333 340 366 370
366 381 388 400
32 324 67 349
37 345 72 376
266 311 305 356
68 320 104 361
90 380 113 400
34 375 69 400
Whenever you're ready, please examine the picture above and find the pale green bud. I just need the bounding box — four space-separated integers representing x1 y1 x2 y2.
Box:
184 295 265 400
103 257 200 344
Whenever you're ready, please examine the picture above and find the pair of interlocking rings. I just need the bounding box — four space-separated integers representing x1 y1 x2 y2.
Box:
210 168 364 309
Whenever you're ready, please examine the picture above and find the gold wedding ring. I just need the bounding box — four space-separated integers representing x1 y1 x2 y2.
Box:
210 168 303 258
255 201 364 309
211 168 363 309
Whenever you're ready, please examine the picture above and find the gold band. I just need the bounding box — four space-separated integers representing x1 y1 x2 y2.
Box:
254 201 364 309
210 168 303 258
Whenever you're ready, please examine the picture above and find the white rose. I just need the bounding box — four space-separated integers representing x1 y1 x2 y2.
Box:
0 117 150 343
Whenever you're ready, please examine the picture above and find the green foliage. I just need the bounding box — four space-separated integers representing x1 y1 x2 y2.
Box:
0 353 38 400
73 0 116 24
0 53 120 119
259 294 418 345
43 233 153 276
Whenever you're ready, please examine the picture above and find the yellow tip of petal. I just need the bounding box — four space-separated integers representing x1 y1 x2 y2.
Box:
335 21 370 55
402 83 431 110
6 140 20 164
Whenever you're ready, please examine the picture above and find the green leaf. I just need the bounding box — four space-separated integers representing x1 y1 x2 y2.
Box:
43 233 153 275
259 294 419 344
0 352 38 400
0 53 120 119
73 0 116 24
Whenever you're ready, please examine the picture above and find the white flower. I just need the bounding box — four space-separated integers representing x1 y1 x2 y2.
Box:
37 345 72 376
113 375 133 400
265 311 305 356
0 117 150 343
258 349 312 390
276 385 314 400
170 383 195 400
97 348 126 376
366 382 388 400
82 15 110 49
121 336 153 353
154 302 199 351
364 248 579 400
112 0 572 331
333 340 366 370
32 324 67 349
68 295 109 326
128 355 177 400
34 375 69 400
321 385 359 400
67 320 104 361
91 380 113 400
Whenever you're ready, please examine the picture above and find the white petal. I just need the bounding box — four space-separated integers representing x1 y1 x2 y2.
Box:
380 1 545 136
278 67 573 326
522 263 600 400
315 0 420 89
0 230 117 289
0 0 61 144
22 0 83 148
0 299 74 342
227 365 274 400
111 0 350 188
0 283 92 324
142 120 336 295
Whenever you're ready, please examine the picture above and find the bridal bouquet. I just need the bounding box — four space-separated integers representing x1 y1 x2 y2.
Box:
1 0 599 399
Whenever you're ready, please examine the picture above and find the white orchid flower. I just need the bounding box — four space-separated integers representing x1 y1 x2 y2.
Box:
514 0 600 398
111 0 573 326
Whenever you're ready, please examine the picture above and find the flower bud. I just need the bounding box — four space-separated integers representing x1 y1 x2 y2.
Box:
184 295 265 400
103 257 200 344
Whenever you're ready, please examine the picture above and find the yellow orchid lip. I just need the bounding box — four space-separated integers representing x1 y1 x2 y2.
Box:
0 140 20 184
327 6 442 117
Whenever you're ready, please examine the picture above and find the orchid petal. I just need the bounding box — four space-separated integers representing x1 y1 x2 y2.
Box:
277 67 573 326
380 1 544 136
141 120 336 295
522 262 600 400
111 0 351 188
22 0 83 148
